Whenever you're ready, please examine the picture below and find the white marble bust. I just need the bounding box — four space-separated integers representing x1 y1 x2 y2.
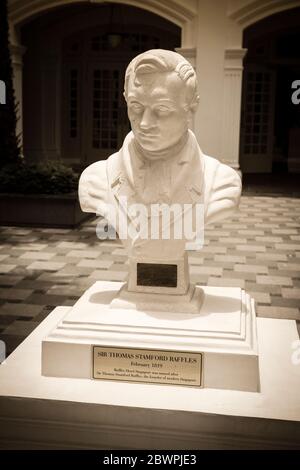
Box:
79 49 241 292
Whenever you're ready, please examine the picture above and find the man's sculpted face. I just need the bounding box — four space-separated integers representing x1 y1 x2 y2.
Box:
127 71 190 157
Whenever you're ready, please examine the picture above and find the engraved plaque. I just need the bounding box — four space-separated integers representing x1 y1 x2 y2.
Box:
93 346 202 387
137 263 177 287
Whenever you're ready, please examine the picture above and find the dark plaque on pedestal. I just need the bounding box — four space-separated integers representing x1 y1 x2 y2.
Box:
137 263 177 287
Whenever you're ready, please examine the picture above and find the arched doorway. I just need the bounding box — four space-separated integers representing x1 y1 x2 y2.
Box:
240 7 300 173
21 3 180 166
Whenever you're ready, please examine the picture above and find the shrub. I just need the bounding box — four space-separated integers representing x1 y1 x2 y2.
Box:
0 160 79 195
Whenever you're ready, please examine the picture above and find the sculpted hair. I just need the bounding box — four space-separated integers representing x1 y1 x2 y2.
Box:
124 49 199 112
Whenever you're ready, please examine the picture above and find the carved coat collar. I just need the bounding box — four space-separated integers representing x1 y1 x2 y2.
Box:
107 129 205 208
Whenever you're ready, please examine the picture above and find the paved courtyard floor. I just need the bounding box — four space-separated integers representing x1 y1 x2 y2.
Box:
0 195 299 357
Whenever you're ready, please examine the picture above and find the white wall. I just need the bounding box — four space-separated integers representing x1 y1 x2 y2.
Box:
193 0 244 168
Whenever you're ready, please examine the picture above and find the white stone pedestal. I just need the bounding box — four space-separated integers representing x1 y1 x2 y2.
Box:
41 281 259 392
0 307 299 449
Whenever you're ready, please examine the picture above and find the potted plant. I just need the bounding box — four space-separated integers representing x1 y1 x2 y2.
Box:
0 161 90 228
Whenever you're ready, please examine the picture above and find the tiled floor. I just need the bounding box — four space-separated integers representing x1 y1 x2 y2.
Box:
0 195 299 356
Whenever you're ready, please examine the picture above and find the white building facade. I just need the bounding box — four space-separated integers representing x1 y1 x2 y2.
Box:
8 0 300 173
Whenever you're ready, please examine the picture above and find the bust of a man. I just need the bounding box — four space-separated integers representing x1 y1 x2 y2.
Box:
79 49 241 294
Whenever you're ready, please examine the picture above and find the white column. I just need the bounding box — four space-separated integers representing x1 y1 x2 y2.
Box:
9 43 26 151
175 47 197 131
220 47 247 170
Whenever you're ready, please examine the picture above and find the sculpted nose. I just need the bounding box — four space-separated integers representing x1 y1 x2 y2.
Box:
140 108 154 130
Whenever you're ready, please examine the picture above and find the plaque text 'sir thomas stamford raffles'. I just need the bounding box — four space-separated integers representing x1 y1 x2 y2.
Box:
93 347 202 387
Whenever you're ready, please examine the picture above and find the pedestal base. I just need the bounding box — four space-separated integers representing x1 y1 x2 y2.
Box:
110 282 204 313
0 308 299 449
41 281 259 392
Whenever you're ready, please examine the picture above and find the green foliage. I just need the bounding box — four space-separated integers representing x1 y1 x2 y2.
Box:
0 161 79 195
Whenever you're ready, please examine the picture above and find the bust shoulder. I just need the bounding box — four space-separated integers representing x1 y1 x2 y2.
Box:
202 153 242 224
78 159 109 214
204 154 240 185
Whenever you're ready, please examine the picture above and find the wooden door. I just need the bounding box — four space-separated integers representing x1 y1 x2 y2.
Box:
240 65 276 173
84 61 130 163
61 61 83 163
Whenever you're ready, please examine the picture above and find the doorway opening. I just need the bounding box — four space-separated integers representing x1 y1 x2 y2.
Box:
240 7 300 174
